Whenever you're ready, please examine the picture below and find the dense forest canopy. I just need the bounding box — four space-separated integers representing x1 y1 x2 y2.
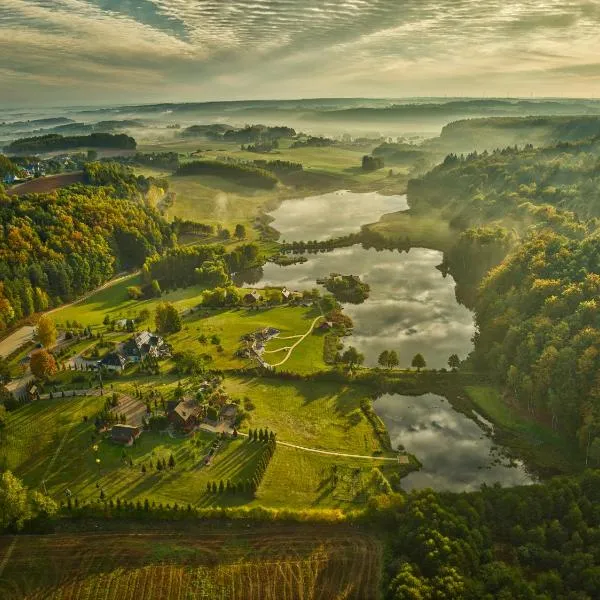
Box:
176 160 278 189
386 471 600 599
5 133 137 154
0 180 172 331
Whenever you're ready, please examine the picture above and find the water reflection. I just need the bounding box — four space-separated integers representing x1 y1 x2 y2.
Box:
241 244 474 368
268 190 409 242
375 393 533 492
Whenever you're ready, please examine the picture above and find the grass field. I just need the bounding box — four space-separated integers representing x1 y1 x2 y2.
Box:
0 524 383 599
135 139 408 231
172 306 327 373
224 376 382 454
364 209 455 252
0 374 401 509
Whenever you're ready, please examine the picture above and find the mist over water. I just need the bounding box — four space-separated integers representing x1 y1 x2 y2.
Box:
270 190 409 242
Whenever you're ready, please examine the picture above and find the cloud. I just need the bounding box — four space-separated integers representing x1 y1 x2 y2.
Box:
1 0 600 105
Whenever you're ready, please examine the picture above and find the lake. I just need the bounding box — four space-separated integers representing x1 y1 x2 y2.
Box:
375 392 533 491
239 190 475 368
243 189 533 490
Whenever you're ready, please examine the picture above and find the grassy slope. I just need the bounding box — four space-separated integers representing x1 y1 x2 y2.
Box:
137 139 408 232
0 373 397 509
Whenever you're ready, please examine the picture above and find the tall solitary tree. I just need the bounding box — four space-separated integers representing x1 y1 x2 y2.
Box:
36 315 57 349
155 302 181 334
448 354 461 371
411 353 426 372
388 350 399 370
234 224 246 239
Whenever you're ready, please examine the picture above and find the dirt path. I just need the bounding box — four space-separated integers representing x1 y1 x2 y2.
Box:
237 432 402 462
0 537 17 578
264 316 323 368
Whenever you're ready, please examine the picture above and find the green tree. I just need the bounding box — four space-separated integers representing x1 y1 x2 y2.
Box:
411 353 426 372
341 346 364 370
447 354 460 371
377 350 390 369
155 302 181 334
388 350 400 370
0 357 10 384
234 224 246 239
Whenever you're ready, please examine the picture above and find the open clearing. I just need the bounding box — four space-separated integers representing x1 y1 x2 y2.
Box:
0 525 382 600
6 172 84 196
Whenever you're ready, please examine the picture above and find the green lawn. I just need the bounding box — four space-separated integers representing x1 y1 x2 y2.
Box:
172 305 327 373
52 274 207 329
0 377 402 509
224 376 385 454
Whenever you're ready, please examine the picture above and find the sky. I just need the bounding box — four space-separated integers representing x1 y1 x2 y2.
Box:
2 0 600 107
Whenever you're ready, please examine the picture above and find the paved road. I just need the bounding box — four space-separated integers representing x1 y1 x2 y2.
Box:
0 326 35 359
0 271 134 359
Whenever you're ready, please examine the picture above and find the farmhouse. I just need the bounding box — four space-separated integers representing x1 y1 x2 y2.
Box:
169 398 203 432
244 290 261 304
123 330 169 362
101 352 127 372
110 424 141 446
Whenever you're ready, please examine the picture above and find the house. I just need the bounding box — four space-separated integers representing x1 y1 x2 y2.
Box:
122 330 169 362
27 384 39 401
220 403 238 425
318 321 333 331
110 424 141 446
169 398 203 432
101 352 128 372
243 290 261 304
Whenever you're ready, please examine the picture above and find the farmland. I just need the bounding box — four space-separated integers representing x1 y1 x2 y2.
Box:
0 524 382 600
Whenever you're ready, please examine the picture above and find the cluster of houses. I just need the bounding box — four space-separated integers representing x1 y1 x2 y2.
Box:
3 161 45 184
101 330 171 372
243 287 302 305
108 379 238 446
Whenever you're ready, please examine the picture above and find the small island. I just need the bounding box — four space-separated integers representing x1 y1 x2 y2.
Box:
319 273 370 304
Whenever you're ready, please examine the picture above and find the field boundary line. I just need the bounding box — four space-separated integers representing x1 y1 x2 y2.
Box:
40 424 75 490
0 537 17 578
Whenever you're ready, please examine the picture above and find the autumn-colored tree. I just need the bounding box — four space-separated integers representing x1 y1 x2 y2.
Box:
30 349 57 380
36 315 57 349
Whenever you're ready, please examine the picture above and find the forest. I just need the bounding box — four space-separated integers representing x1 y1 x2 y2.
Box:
405 137 600 469
0 175 172 331
4 133 137 153
176 159 279 188
385 470 600 599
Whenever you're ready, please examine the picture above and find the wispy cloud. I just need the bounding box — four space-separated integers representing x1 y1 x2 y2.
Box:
1 0 600 105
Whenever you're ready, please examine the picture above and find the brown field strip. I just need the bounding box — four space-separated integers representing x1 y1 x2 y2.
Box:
0 525 382 600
